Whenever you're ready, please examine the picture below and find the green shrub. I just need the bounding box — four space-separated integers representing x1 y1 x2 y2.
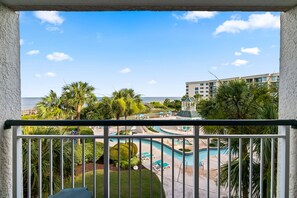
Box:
121 142 138 156
150 101 166 109
86 142 104 162
209 142 216 147
115 157 140 169
119 160 129 169
178 148 192 152
209 138 226 147
130 157 140 167
22 128 72 197
110 144 129 161
147 126 158 133
110 143 138 162
74 144 83 165
117 130 130 135
80 127 94 143
74 142 104 165
22 114 38 120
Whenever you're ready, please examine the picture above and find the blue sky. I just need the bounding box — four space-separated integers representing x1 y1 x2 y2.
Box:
20 11 280 97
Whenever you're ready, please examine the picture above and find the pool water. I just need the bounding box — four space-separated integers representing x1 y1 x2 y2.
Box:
109 135 227 166
138 138 227 165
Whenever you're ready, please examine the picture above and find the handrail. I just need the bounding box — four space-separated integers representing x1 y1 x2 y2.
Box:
9 119 293 197
15 134 285 139
4 119 297 129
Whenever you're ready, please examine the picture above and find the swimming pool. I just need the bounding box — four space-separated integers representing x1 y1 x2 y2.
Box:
109 136 227 166
138 138 227 165
152 126 192 145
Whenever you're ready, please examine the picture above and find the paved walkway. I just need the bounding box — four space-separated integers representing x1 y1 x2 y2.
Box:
140 142 228 197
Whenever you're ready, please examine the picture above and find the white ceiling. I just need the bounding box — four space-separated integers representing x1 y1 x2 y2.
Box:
1 0 297 11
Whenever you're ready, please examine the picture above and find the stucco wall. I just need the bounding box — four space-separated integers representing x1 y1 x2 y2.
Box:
0 3 20 197
280 6 297 198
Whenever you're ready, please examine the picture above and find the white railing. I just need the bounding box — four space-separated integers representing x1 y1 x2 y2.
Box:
5 119 296 198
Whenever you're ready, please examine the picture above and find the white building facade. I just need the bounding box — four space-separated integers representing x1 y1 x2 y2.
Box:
186 73 279 98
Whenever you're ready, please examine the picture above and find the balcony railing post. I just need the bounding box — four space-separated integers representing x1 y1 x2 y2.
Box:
104 126 110 197
193 126 199 198
277 126 290 198
13 126 23 197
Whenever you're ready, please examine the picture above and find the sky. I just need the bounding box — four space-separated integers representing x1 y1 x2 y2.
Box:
20 11 280 97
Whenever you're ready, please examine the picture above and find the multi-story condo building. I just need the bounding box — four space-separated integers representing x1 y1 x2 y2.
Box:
186 73 279 98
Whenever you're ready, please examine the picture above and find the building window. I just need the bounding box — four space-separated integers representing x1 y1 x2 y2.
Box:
200 87 204 89
200 83 204 86
206 87 209 89
206 91 209 93
272 76 278 81
246 79 253 83
255 78 262 82
206 83 209 85
200 91 204 93
195 87 198 90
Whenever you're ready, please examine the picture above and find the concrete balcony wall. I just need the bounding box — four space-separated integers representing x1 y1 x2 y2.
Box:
0 3 20 197
0 0 297 196
280 6 297 198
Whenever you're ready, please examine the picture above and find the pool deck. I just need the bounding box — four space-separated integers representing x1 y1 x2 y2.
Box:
140 142 229 198
92 117 230 197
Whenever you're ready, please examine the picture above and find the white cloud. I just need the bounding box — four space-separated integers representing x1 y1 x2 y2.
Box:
34 74 41 78
241 47 260 55
46 26 63 33
20 39 24 45
119 68 131 74
235 52 242 56
214 12 280 35
27 50 40 55
231 59 248 67
148 80 157 85
45 72 57 77
46 52 73 62
173 11 218 22
230 14 241 20
34 11 64 25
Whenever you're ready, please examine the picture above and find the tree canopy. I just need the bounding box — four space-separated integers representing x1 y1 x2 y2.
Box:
197 80 278 198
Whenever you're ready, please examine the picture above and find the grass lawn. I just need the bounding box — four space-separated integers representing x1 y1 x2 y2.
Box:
66 169 165 197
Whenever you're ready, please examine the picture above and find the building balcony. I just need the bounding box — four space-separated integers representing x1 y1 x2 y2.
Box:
4 119 296 197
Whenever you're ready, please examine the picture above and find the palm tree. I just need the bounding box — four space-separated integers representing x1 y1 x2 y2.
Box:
98 96 113 119
163 98 171 108
198 80 278 197
112 88 143 119
36 90 64 119
112 89 144 132
22 127 72 197
111 97 126 133
61 81 96 144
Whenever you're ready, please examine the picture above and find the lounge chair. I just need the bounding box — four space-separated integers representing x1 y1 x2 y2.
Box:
141 152 154 160
153 160 170 171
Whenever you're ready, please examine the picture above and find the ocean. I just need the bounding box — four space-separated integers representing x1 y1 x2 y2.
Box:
21 97 181 110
